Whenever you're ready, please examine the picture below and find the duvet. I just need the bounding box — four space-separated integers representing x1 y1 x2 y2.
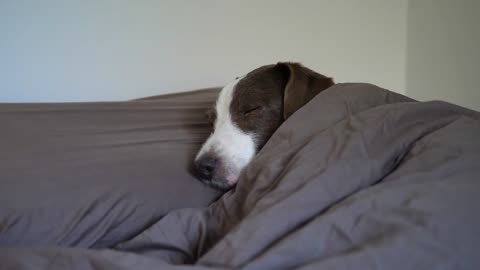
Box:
1 83 479 269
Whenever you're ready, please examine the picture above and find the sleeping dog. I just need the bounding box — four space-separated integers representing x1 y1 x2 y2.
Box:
193 62 334 190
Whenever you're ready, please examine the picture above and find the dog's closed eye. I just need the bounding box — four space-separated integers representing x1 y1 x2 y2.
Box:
244 106 261 117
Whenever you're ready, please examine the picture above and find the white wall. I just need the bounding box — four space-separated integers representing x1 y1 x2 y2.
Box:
0 1 407 102
406 0 480 111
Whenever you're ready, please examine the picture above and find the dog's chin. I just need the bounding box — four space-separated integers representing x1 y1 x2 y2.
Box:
201 179 233 191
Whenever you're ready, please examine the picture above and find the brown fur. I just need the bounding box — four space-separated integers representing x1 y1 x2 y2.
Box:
229 62 334 150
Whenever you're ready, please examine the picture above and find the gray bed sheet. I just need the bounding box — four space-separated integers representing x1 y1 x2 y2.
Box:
0 88 222 248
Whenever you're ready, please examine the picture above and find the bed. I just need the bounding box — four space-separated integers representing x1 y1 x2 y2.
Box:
1 83 479 269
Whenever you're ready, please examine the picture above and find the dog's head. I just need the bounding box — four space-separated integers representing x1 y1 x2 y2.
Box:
193 62 334 190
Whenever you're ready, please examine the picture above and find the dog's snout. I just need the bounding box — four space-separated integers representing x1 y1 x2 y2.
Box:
194 156 217 180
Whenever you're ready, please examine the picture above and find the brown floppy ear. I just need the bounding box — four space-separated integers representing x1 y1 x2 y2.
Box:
277 62 334 119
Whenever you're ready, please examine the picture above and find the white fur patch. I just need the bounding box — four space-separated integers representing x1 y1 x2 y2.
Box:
195 78 256 184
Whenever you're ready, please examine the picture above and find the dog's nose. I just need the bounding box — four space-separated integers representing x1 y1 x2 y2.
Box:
194 156 217 180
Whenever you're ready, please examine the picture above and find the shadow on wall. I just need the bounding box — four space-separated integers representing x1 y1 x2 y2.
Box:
406 0 480 111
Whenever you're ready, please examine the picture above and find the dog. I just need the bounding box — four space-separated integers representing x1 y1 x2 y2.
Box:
193 62 334 190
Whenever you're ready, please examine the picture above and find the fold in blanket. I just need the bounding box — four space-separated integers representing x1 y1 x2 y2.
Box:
2 83 480 269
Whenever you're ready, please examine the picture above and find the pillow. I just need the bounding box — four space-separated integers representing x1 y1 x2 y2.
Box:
0 88 222 248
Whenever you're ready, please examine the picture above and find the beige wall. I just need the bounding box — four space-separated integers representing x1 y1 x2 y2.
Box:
0 1 407 102
406 0 480 111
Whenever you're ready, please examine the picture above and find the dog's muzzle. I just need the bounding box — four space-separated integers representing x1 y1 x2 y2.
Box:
193 154 234 191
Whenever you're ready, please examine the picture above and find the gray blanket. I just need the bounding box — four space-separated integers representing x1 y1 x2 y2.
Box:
1 83 480 269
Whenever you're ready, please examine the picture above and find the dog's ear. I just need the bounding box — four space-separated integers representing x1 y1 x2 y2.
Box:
276 62 334 119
